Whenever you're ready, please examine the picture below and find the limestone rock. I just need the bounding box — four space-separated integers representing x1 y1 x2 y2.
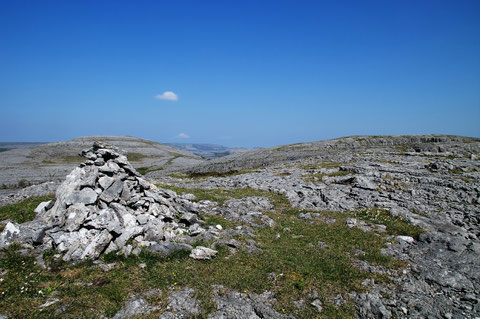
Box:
189 246 217 260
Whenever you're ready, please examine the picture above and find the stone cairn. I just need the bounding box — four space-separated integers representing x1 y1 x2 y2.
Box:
0 142 216 261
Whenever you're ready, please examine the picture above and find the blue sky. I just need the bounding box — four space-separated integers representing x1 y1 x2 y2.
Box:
0 0 479 147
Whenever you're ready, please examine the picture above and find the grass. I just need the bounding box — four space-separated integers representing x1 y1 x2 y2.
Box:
170 168 257 180
0 187 423 318
136 166 164 176
125 152 149 162
303 170 350 182
157 184 290 208
0 196 55 225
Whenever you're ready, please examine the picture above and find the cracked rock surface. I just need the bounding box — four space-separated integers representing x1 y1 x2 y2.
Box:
155 135 480 319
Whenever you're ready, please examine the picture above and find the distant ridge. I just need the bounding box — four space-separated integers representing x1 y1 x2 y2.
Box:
165 143 249 159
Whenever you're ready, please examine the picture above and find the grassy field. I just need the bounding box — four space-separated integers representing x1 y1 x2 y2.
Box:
0 187 422 318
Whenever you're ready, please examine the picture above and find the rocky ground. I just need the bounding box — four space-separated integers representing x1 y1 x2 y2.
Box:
0 135 479 318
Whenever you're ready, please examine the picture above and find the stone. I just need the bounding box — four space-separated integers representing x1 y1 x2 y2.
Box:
98 176 115 190
159 287 201 319
396 235 414 244
189 246 217 260
86 208 121 234
208 286 291 319
34 200 54 214
65 188 98 206
147 242 193 256
80 229 112 260
99 178 123 203
64 203 89 232
311 299 323 312
112 295 158 319
0 222 20 249
346 218 357 228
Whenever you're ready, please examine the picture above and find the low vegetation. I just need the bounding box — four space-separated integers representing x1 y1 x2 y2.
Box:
170 168 257 180
0 196 54 226
0 186 422 318
302 170 350 182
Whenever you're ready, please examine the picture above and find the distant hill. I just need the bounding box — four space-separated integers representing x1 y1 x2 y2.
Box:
165 143 249 159
182 134 480 175
0 142 46 153
0 136 204 188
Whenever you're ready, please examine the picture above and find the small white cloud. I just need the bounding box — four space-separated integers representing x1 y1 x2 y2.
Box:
176 132 190 138
154 91 178 101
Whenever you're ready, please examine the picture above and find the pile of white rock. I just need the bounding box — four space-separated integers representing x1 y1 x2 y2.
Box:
0 142 217 261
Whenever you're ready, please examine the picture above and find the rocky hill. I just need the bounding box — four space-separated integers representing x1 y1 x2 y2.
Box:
173 135 480 176
0 135 479 318
0 136 203 190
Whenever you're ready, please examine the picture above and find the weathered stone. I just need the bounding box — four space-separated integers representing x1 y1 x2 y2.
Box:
189 246 217 260
65 188 98 206
86 208 121 234
34 200 54 214
98 176 115 190
64 203 89 232
147 242 192 256
99 178 123 203
80 229 112 260
112 295 158 319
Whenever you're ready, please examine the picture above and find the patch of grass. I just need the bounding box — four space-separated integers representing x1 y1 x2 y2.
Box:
0 196 55 223
449 168 463 175
458 176 473 183
157 185 290 208
273 171 291 176
201 214 241 229
136 167 149 175
125 152 149 162
352 208 423 239
303 170 350 182
170 168 258 180
136 166 164 176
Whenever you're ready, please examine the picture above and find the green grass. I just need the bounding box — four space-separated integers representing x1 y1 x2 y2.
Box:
125 152 149 162
136 166 164 176
157 184 290 208
0 188 423 318
170 168 257 180
0 196 55 224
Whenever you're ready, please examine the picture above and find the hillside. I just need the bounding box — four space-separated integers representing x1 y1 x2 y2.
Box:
173 135 480 176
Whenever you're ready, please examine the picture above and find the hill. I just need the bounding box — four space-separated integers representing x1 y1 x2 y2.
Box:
176 134 480 176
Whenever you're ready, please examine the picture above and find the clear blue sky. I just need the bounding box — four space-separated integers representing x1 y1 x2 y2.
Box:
1 0 479 147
